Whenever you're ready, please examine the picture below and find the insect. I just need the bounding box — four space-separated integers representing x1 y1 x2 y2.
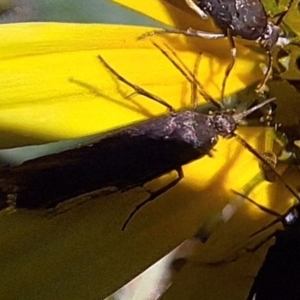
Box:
228 189 300 299
0 43 285 230
142 0 294 100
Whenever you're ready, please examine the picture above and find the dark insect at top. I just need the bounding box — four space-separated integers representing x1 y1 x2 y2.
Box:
195 0 280 48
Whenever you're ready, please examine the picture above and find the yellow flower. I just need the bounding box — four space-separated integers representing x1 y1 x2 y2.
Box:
0 3 279 259
0 4 293 300
0 12 264 149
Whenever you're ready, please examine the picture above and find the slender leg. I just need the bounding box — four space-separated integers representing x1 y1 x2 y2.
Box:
221 30 236 101
250 214 284 239
246 232 276 253
122 168 184 230
186 28 225 39
139 27 225 40
153 42 222 109
192 54 202 109
98 55 175 112
260 151 278 182
255 50 273 95
185 0 209 19
274 0 295 25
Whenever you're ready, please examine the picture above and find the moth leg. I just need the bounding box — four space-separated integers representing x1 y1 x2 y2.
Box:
221 31 236 101
273 0 295 25
255 50 273 95
153 42 222 109
260 151 278 182
259 116 291 180
122 167 184 230
259 124 279 182
191 53 201 109
246 232 276 253
98 55 175 112
185 0 209 19
139 27 225 40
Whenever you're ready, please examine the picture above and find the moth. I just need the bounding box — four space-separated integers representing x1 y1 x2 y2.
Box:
142 0 294 99
0 43 281 230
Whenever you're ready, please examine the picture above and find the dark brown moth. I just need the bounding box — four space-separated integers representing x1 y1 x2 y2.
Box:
142 0 294 100
0 44 283 230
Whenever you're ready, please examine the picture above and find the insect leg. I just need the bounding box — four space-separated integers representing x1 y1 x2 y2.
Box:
221 30 236 101
248 201 300 245
185 0 209 19
259 106 281 181
242 214 286 253
139 27 225 41
246 231 277 253
260 151 278 182
259 129 289 182
255 50 273 95
274 0 295 25
98 55 175 112
191 53 201 109
122 167 184 230
152 42 223 109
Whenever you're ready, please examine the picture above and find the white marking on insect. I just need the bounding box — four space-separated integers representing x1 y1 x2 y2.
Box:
186 0 209 19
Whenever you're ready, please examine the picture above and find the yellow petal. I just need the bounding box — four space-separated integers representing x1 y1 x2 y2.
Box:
113 0 214 30
0 9 294 300
0 22 264 149
0 128 290 300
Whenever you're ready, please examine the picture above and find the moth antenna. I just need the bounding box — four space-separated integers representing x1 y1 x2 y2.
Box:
234 133 300 203
232 97 276 123
152 42 223 109
249 214 286 238
231 189 282 217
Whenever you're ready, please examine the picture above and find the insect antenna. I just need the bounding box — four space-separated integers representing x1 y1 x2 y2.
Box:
247 201 300 253
231 98 276 123
231 190 282 218
233 133 300 203
215 190 299 254
250 212 287 239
